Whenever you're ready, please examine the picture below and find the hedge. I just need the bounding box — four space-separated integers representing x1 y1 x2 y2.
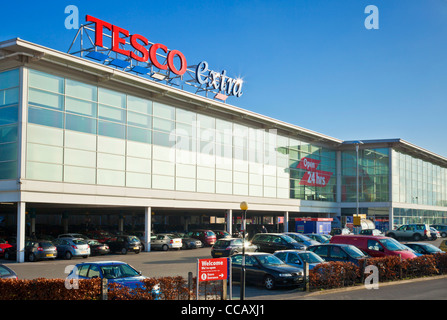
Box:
1 254 447 299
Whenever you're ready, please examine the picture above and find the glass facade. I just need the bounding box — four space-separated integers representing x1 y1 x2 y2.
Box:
341 148 390 202
0 69 19 179
24 69 338 200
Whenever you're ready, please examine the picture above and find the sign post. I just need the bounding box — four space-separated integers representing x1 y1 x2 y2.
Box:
196 258 228 300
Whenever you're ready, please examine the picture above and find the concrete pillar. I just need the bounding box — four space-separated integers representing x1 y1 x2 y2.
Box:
226 209 233 235
17 202 26 263
284 211 289 232
144 207 151 252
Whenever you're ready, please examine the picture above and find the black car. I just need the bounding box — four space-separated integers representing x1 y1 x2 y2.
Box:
0 264 17 279
86 239 110 256
404 242 444 255
211 238 258 258
107 235 142 254
250 233 306 253
230 252 304 290
4 240 57 262
307 243 368 266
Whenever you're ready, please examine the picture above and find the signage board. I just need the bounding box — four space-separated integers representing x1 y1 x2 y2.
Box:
197 258 228 282
297 157 333 187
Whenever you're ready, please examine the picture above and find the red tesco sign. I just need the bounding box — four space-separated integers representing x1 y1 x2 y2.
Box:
198 258 228 282
86 15 187 75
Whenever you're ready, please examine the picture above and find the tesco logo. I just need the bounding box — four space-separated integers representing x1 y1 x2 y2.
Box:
86 15 187 75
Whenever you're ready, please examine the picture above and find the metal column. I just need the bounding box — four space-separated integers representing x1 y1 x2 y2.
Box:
144 207 151 252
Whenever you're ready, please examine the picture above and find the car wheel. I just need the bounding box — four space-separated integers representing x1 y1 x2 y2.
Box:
28 253 36 262
264 275 275 290
121 248 128 255
413 234 421 241
64 251 72 260
442 232 447 238
162 244 168 251
135 250 140 254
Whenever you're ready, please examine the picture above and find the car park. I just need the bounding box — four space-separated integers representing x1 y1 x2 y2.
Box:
86 239 110 256
186 230 217 247
431 225 447 238
230 252 304 290
174 233 202 249
0 264 17 279
330 235 418 260
68 261 160 298
151 234 182 251
211 237 258 258
386 224 431 241
274 250 326 270
251 233 306 253
304 233 331 243
53 238 90 260
107 235 142 254
307 243 369 266
4 240 58 262
284 232 320 248
404 242 445 255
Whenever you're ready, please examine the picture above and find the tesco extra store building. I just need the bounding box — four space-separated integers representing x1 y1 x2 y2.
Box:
1 16 447 262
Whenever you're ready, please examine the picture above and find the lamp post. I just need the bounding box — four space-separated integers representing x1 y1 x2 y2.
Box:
239 201 248 300
354 141 363 217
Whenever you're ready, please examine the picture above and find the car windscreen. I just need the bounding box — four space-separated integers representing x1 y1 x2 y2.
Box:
256 254 286 266
128 236 140 243
281 235 297 243
421 244 442 253
298 252 325 263
379 238 407 251
344 245 366 258
213 240 232 248
101 264 140 279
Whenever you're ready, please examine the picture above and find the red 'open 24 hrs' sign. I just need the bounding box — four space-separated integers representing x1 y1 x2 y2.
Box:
197 258 228 282
298 157 333 187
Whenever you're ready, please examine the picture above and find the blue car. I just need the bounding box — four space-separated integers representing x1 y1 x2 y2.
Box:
69 261 160 298
273 250 326 270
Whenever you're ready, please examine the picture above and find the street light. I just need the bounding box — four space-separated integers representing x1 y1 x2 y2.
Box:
354 141 364 217
239 201 248 300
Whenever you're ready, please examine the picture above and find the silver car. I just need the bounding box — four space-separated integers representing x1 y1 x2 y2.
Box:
151 234 182 251
54 237 90 259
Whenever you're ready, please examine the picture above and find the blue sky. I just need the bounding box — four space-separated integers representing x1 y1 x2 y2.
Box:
1 0 447 157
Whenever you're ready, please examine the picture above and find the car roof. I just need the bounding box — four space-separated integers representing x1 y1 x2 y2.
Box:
75 261 127 266
273 250 310 253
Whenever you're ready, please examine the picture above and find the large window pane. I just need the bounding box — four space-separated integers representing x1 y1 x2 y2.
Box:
98 87 126 108
0 88 19 106
0 143 17 162
29 69 64 93
128 111 151 128
153 102 175 120
66 79 97 101
0 125 17 143
127 95 152 114
127 126 151 144
65 113 96 134
153 117 174 133
0 69 19 90
0 161 17 179
29 88 64 110
99 104 126 123
66 97 97 117
28 106 63 128
98 120 125 139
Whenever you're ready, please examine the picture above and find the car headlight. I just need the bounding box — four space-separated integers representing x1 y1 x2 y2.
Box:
279 273 292 277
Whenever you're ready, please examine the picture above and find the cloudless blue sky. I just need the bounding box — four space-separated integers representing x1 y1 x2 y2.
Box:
1 0 447 156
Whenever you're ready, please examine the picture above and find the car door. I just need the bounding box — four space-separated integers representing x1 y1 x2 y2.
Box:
329 246 348 262
366 239 384 257
286 252 304 268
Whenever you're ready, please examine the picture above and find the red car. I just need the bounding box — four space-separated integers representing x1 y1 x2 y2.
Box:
0 239 12 258
186 230 216 247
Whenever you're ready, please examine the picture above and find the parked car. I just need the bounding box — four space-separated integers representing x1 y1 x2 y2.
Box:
4 240 58 262
68 261 160 298
186 230 217 247
404 242 445 255
174 233 202 249
330 235 417 260
151 234 182 251
283 232 320 248
213 230 231 240
230 252 304 290
211 237 258 258
251 233 306 253
274 250 326 270
53 238 90 260
304 233 331 243
359 229 384 236
0 264 17 279
107 235 142 254
307 243 369 266
386 224 431 241
85 230 114 243
86 239 110 256
440 240 447 252
431 224 447 238
0 238 12 258
429 227 440 240
330 228 352 236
